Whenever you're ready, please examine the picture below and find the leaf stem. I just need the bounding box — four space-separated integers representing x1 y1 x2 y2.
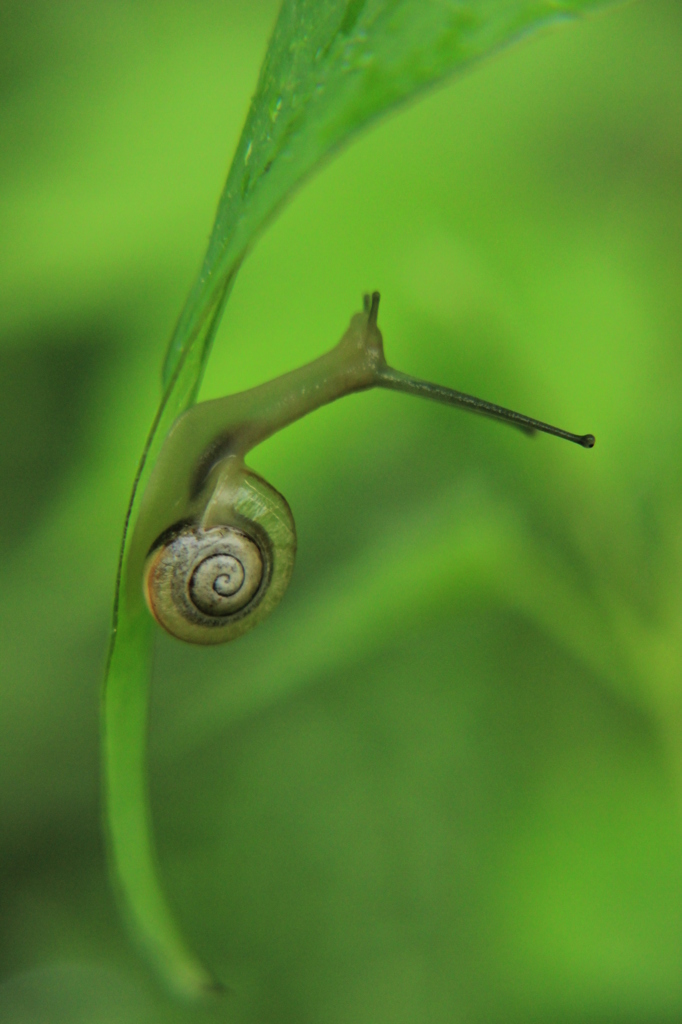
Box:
103 599 222 999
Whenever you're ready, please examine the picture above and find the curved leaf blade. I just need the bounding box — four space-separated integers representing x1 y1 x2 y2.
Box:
162 0 613 386
104 0 621 998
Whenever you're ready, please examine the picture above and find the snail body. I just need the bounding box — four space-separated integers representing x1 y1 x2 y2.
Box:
135 293 593 645
131 294 385 645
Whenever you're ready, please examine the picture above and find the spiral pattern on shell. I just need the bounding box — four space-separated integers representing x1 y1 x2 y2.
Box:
144 525 269 644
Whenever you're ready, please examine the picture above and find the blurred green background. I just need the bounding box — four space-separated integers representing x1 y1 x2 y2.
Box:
2 0 682 1020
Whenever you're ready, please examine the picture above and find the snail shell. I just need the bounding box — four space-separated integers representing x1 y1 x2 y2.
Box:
143 469 296 645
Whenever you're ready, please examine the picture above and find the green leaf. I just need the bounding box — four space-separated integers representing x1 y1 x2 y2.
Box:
103 0 622 999
162 0 615 391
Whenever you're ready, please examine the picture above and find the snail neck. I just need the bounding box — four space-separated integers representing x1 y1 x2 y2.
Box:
232 306 386 455
200 457 247 530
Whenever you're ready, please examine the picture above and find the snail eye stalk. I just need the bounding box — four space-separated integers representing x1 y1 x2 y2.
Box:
377 365 595 448
367 292 595 449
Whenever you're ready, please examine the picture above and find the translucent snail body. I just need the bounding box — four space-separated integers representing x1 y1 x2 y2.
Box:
135 293 594 646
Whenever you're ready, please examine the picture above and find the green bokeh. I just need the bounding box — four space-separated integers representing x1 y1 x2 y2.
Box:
2 1 682 1021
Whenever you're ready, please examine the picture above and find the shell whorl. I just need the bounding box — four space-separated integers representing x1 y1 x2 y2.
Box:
142 470 297 645
144 526 265 643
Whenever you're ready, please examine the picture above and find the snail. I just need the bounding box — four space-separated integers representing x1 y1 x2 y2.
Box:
131 292 594 645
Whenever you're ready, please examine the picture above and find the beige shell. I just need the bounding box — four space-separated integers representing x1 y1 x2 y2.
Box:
143 470 296 645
